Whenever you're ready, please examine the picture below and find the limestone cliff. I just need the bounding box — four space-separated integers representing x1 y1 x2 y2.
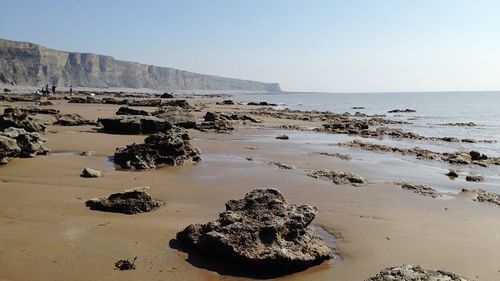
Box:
0 38 281 92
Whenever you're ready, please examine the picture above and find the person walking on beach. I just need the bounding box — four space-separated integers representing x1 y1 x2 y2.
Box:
45 84 49 96
69 85 73 94
52 85 56 94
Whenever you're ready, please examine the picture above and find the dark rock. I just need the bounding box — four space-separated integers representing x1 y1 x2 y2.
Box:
114 128 201 169
7 106 59 115
68 96 102 104
115 257 137 270
307 169 365 186
3 88 11 93
204 112 260 123
387 109 417 113
217 99 234 105
0 108 47 132
314 152 352 160
161 93 174 99
80 168 103 178
366 264 469 281
465 175 484 182
351 106 365 109
469 151 488 161
102 97 127 105
116 107 150 116
98 116 173 134
176 188 332 272
268 161 295 170
446 169 459 178
247 101 278 106
55 113 97 126
276 134 289 140
85 187 163 214
37 101 54 106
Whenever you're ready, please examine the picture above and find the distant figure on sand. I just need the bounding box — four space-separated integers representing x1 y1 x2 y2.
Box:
52 85 56 94
45 84 49 96
69 85 73 94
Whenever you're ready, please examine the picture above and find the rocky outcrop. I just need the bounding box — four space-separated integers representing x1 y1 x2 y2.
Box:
276 134 289 140
126 99 162 107
176 188 332 272
160 93 174 99
307 169 365 186
116 107 150 116
152 106 196 129
85 187 163 214
114 128 201 169
387 109 416 113
268 161 296 170
446 169 459 178
204 111 260 123
98 116 173 134
0 127 48 163
399 182 441 198
366 264 469 281
0 108 47 132
162 99 191 109
55 113 97 126
0 38 281 92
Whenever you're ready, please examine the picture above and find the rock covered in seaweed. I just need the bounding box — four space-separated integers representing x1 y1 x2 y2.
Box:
114 128 201 169
85 187 163 214
366 264 469 281
176 188 332 272
116 107 150 116
55 113 97 126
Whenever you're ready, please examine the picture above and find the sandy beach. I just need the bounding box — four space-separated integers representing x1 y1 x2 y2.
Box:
1 93 500 281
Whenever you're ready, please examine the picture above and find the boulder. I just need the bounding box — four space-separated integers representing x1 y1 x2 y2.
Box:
55 113 97 126
217 99 234 105
5 106 59 115
98 116 173 134
446 169 459 178
114 128 201 169
152 106 196 128
247 101 278 106
102 97 127 105
469 151 488 161
204 112 260 123
116 107 150 116
0 108 47 132
366 264 469 281
85 187 163 214
80 168 103 178
276 134 289 140
176 188 332 272
461 188 500 207
0 127 48 157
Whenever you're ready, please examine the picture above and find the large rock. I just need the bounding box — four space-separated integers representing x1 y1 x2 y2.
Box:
98 116 173 134
85 187 163 214
0 108 47 132
126 99 162 107
366 264 469 281
0 135 21 164
116 107 150 116
152 106 196 128
114 128 201 169
0 127 48 163
307 169 365 186
163 99 191 109
0 127 49 157
55 113 97 126
204 111 260 123
176 188 332 272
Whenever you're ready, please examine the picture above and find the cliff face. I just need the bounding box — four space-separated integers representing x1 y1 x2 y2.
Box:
0 38 281 92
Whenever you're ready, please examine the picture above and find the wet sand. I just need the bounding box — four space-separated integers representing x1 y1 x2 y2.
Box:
1 97 500 280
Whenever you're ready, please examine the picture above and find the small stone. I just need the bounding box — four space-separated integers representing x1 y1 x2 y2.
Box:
80 168 103 178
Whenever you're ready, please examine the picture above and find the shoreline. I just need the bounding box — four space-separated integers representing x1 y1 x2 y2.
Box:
1 92 499 280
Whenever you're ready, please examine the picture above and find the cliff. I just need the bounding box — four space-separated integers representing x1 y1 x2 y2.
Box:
0 38 281 92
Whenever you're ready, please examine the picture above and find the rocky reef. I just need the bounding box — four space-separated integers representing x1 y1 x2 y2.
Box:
307 169 365 186
0 127 48 164
98 116 173 134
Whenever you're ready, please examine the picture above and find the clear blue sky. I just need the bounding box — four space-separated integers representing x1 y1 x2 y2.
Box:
1 0 499 92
